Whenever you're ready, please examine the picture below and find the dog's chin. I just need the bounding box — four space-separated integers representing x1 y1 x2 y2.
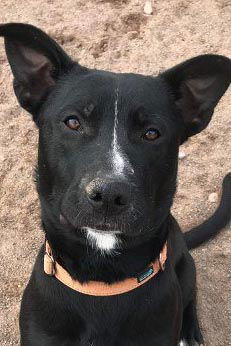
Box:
81 226 121 254
58 211 164 246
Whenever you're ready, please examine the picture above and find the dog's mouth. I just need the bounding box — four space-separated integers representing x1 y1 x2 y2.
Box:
59 213 122 234
81 226 121 235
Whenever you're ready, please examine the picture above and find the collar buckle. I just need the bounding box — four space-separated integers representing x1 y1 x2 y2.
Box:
158 252 166 271
44 242 55 276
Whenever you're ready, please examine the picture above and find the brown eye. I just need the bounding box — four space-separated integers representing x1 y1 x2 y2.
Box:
144 129 160 141
65 117 81 131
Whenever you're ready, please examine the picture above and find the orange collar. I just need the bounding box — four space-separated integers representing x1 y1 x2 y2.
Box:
44 241 167 296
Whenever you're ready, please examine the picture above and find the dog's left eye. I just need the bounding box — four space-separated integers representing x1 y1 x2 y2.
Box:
143 129 160 141
64 117 81 131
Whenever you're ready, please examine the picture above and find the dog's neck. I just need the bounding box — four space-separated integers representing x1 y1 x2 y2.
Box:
44 216 171 284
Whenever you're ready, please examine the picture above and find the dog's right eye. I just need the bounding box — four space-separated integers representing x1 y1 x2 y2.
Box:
64 117 81 131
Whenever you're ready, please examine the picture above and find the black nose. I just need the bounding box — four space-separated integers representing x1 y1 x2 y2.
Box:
86 179 131 213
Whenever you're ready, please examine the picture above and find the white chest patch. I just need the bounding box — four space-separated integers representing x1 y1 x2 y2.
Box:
111 87 134 176
84 227 119 254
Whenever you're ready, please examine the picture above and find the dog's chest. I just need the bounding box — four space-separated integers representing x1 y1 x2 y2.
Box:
47 273 182 345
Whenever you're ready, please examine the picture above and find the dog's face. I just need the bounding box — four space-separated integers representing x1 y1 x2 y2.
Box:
38 70 181 250
1 23 230 253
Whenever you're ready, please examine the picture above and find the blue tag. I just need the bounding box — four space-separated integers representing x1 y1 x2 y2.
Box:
137 266 154 283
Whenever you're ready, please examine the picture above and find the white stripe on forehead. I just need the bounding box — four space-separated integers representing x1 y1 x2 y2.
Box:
111 87 134 175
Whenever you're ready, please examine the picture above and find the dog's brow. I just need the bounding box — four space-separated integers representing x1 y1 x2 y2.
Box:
57 102 95 119
83 103 95 117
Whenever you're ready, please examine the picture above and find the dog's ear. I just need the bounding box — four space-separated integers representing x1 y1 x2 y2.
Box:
161 55 231 141
0 23 75 119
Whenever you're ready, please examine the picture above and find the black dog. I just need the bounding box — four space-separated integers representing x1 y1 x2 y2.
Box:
0 23 231 346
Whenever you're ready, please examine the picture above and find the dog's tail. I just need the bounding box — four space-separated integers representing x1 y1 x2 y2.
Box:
184 173 231 250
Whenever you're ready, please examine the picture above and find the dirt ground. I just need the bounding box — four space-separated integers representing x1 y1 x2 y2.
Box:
0 0 230 345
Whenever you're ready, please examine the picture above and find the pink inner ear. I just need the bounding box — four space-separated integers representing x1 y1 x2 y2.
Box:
2 24 73 115
19 45 55 87
185 76 217 101
9 42 57 113
21 46 49 66
34 62 55 87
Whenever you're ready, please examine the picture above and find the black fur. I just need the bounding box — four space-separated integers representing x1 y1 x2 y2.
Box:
0 23 231 346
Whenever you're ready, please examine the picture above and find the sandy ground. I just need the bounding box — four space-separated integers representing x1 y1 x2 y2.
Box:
0 0 230 345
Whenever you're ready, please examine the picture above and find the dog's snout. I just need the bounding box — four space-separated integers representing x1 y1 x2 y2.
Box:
86 179 130 212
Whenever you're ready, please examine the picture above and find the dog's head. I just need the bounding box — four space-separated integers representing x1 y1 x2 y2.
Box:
1 23 230 253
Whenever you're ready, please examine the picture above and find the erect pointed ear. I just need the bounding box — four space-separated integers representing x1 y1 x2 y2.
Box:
0 23 75 118
160 55 231 142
